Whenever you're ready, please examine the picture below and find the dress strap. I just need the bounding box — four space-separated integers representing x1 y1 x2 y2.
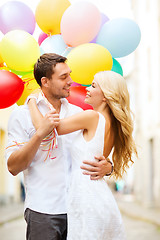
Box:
90 112 106 151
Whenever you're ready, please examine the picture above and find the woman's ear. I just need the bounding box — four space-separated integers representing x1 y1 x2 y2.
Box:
102 97 107 102
41 77 49 88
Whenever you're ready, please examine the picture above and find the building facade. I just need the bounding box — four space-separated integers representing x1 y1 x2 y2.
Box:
132 0 160 207
0 105 21 204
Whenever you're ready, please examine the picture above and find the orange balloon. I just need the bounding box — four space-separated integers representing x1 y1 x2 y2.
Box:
35 0 71 35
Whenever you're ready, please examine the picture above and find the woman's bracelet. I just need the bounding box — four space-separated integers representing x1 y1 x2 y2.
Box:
105 160 114 176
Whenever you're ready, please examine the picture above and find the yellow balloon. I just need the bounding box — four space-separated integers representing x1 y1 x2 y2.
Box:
17 73 40 105
35 0 71 35
0 54 3 66
67 43 113 85
0 30 40 72
0 66 10 71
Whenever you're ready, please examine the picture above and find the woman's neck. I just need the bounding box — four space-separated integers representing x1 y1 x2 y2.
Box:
94 103 110 116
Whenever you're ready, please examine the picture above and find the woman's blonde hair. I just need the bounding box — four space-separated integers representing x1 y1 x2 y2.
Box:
94 71 137 179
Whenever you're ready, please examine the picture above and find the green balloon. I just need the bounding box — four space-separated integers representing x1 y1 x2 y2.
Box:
111 58 123 76
9 69 33 77
81 84 91 87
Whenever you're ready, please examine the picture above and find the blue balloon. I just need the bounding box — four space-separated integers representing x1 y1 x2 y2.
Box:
96 18 141 58
40 34 73 57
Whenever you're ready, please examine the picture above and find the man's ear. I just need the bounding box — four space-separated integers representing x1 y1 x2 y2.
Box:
41 77 49 88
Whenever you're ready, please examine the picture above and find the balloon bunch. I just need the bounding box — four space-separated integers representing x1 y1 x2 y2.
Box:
0 1 39 108
0 0 141 109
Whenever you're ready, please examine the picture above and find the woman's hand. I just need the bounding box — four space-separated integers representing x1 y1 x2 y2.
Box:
28 88 41 99
36 110 60 139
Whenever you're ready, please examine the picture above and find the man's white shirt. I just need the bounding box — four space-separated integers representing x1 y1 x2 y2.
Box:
5 93 82 214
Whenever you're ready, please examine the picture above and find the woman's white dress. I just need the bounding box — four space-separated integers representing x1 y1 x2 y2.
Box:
67 113 126 240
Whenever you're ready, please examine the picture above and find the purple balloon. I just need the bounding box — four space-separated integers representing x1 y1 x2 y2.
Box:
90 12 109 43
0 1 36 35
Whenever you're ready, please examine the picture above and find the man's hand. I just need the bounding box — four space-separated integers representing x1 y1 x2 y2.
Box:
80 156 113 180
36 110 60 139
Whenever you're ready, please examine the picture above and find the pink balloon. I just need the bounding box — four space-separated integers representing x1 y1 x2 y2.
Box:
61 1 101 47
71 81 81 87
0 1 35 35
38 32 48 45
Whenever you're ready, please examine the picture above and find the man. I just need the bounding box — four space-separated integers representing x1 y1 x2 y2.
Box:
6 53 113 240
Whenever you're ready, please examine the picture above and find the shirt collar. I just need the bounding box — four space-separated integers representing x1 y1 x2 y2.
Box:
37 92 69 116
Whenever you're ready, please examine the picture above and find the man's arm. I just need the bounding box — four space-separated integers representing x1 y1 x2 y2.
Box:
8 130 45 176
7 110 59 176
81 156 113 180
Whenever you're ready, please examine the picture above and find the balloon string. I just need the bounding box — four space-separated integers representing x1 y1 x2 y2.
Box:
40 90 58 160
23 77 35 82
6 90 58 162
6 131 57 162
6 141 28 149
23 77 35 90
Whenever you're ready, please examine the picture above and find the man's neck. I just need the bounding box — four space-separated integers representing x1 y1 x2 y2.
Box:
41 89 61 113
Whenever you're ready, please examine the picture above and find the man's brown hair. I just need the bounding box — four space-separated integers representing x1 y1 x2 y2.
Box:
34 53 67 86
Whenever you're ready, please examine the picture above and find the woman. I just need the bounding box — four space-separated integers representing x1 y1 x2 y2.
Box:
28 70 137 239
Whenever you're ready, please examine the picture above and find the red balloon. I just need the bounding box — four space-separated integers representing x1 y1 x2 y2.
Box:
67 86 93 110
0 70 24 108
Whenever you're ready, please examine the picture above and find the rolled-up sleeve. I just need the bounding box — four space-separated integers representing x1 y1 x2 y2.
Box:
5 107 29 161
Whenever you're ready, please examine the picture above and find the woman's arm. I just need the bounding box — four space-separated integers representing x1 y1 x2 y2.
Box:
28 98 99 134
57 110 99 135
28 99 112 178
28 98 44 129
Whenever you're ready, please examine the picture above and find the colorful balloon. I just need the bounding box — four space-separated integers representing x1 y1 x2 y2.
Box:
67 43 113 85
40 34 70 56
71 82 81 87
38 32 48 45
0 66 9 71
0 70 24 108
111 58 123 76
17 73 40 105
0 30 40 72
61 1 101 47
0 1 35 35
0 54 3 66
90 12 109 43
9 69 33 78
35 0 71 35
67 86 93 110
96 18 141 58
